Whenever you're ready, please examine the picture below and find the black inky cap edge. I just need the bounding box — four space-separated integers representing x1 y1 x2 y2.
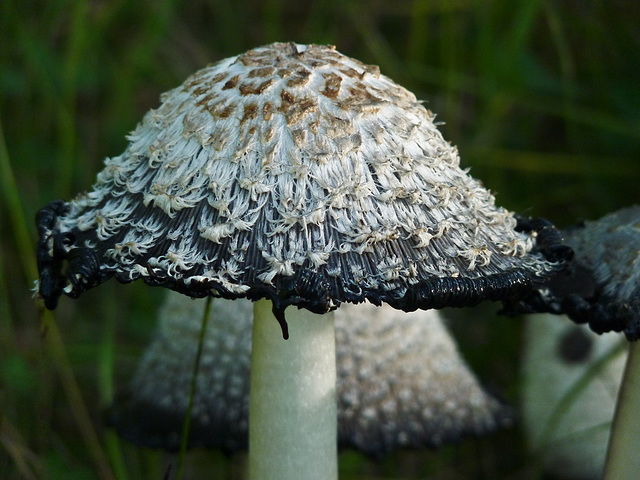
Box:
505 216 640 341
37 201 571 335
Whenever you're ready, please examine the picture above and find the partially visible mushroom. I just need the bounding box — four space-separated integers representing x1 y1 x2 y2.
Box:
515 206 640 480
522 313 626 480
35 43 569 479
508 206 640 341
108 291 512 458
561 207 640 340
564 206 640 480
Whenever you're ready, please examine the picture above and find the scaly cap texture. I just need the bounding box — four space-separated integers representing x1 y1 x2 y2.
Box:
36 42 568 317
543 206 640 340
107 292 512 457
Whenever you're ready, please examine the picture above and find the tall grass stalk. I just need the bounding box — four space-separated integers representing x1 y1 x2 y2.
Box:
40 309 116 480
0 120 37 280
176 296 213 480
0 417 43 480
0 118 115 480
99 294 129 480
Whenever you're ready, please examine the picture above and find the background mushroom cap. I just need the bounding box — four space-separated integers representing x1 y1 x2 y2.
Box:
36 42 567 315
107 292 512 457
516 205 640 340
564 206 640 339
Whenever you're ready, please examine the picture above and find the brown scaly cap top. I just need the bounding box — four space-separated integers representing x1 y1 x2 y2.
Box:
36 42 570 322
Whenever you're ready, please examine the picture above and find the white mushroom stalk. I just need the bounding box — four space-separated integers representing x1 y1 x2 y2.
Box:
249 301 337 478
605 340 640 480
35 43 569 480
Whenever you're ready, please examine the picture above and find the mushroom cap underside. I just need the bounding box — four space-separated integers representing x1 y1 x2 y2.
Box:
36 42 569 315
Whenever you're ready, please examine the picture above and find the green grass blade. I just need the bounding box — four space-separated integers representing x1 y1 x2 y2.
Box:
176 296 213 480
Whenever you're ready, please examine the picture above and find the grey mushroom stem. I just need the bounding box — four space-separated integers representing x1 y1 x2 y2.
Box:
249 300 337 479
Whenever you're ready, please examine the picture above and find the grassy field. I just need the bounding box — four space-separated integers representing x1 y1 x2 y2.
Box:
1 0 639 478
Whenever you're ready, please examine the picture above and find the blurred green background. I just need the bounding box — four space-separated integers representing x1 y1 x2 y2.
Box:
1 0 639 479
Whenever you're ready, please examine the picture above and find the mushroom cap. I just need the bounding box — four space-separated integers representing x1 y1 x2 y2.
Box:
107 292 512 457
515 206 640 340
36 42 567 315
564 206 640 340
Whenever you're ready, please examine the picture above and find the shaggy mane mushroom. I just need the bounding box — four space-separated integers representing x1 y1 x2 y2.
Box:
35 42 569 480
